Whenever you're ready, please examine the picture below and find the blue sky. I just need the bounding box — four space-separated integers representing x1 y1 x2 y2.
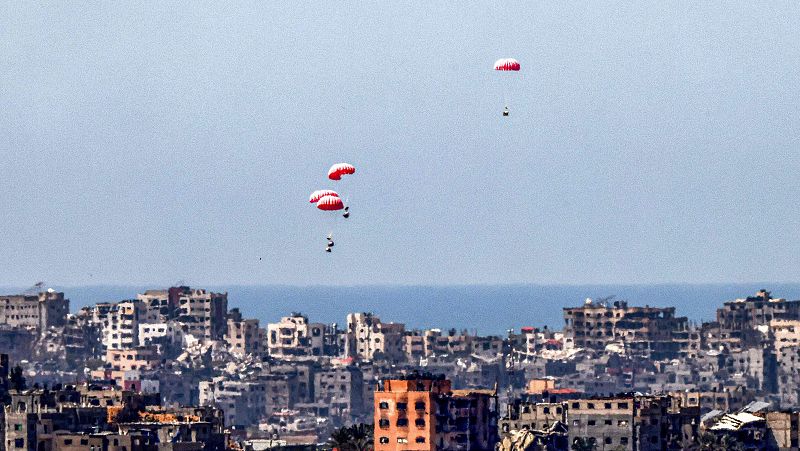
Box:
1 2 799 286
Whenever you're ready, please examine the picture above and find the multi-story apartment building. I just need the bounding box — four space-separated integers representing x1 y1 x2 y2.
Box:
172 287 228 340
373 374 498 451
100 300 144 350
668 386 754 414
717 290 800 332
0 290 68 331
138 322 184 348
105 347 160 372
563 299 689 359
346 313 406 362
314 366 365 421
200 378 267 428
770 319 800 351
226 316 262 357
499 399 565 433
136 289 172 323
567 395 669 451
266 313 325 356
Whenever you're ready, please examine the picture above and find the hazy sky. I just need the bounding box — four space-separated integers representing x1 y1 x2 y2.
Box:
2 2 799 286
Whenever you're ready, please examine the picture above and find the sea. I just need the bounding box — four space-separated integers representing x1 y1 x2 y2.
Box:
4 283 800 336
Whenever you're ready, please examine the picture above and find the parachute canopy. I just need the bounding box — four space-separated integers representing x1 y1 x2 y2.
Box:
494 58 520 71
309 190 339 203
316 195 344 211
328 163 356 181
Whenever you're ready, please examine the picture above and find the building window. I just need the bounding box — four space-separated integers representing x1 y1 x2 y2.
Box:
379 437 389 444
605 419 612 425
397 438 408 444
379 419 390 428
605 437 612 444
397 418 408 427
587 420 596 426
618 402 629 409
397 402 407 410
14 439 24 448
415 401 425 410
64 440 73 446
416 437 426 444
618 420 628 427
620 437 629 445
543 407 550 414
415 418 425 427
379 401 389 409
604 403 612 409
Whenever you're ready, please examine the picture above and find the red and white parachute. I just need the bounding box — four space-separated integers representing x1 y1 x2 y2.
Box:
310 163 356 252
309 190 339 203
316 195 344 211
494 58 521 71
494 58 520 116
328 163 356 181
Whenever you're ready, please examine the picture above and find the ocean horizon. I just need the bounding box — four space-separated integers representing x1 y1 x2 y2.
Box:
4 283 800 335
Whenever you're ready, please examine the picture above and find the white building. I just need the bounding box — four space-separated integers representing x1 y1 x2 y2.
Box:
266 314 325 356
345 312 405 362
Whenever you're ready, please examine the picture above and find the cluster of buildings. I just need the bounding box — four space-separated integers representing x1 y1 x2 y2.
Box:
5 286 800 449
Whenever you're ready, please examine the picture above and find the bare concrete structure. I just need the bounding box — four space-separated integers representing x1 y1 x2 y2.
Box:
0 290 68 331
346 313 405 362
563 299 688 359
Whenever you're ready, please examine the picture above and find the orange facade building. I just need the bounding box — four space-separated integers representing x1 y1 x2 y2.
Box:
373 375 498 451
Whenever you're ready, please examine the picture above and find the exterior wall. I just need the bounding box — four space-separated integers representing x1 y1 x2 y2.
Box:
314 366 364 420
563 301 687 359
226 318 261 356
267 314 312 356
717 290 800 332
499 401 564 433
105 348 159 372
137 289 171 323
37 291 68 330
173 288 228 340
199 379 267 427
346 313 405 362
766 411 799 450
101 300 144 351
138 322 183 347
374 384 438 451
567 398 635 451
670 388 753 414
0 291 68 331
374 378 497 451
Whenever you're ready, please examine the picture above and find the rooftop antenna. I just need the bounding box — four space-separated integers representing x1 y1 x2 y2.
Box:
23 282 45 295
